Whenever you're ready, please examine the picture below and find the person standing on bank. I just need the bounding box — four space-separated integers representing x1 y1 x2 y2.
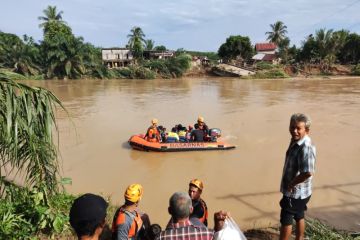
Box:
188 179 208 226
279 113 316 240
112 184 150 240
69 193 108 240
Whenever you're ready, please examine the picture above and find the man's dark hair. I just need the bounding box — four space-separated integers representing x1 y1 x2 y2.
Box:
69 193 108 238
147 224 162 240
72 220 105 238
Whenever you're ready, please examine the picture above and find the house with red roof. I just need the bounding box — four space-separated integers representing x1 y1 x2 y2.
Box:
252 42 280 64
255 43 277 54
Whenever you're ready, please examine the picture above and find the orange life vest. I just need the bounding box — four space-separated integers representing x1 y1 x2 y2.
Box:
199 199 208 224
112 208 143 239
145 126 160 142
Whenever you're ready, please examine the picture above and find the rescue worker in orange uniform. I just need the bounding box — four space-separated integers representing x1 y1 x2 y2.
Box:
112 184 150 240
145 119 161 142
188 179 209 226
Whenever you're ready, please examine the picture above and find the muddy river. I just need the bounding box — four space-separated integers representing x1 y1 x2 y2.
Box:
31 77 360 231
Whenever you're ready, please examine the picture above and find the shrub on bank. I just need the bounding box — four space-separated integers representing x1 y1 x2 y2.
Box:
143 53 192 78
255 62 275 70
0 183 75 239
352 64 360 75
0 68 44 80
305 218 357 240
250 68 289 79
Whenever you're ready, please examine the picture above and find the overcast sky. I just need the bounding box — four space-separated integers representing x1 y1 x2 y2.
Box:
1 0 360 51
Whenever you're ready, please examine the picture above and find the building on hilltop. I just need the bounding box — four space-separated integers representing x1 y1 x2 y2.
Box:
101 48 134 69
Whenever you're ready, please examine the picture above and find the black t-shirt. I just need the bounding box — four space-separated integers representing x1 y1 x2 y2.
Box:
194 123 209 135
191 129 205 142
190 199 208 227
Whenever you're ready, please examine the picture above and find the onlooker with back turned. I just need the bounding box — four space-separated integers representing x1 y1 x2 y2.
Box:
156 191 228 240
69 193 108 240
279 113 316 240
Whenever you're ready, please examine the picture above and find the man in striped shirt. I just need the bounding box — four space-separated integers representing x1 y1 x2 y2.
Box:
156 192 227 240
279 113 316 240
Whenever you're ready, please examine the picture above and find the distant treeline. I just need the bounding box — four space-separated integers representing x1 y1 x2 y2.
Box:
0 6 192 80
1 7 360 80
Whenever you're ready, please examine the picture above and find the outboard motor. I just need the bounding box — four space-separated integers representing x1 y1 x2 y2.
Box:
209 128 221 142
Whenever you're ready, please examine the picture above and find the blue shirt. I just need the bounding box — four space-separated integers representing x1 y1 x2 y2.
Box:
280 135 316 199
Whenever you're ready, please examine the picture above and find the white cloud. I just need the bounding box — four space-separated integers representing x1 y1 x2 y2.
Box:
1 0 359 51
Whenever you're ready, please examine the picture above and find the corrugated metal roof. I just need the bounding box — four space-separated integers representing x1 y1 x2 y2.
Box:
252 53 277 61
252 53 266 60
255 43 277 51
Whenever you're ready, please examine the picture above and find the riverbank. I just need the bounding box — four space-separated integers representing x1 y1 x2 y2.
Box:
3 63 360 81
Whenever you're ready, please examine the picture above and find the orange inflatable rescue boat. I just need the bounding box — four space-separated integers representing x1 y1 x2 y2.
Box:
128 134 236 152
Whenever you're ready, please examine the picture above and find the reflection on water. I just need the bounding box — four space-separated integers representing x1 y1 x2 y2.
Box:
26 77 360 231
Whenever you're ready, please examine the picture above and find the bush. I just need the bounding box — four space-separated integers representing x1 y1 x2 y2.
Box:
0 182 75 239
251 68 289 79
255 62 275 70
352 64 360 75
305 218 355 240
141 54 191 78
0 68 44 80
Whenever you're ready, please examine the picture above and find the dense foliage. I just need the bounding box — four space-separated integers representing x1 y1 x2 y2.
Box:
0 181 75 239
218 35 254 61
0 74 74 238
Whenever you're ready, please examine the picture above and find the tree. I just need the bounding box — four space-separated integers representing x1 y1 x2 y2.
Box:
266 21 288 45
38 5 65 34
339 33 360 64
297 35 321 63
144 39 154 50
277 37 290 63
314 28 334 59
39 6 87 79
0 32 41 75
218 35 253 61
0 75 65 197
41 32 86 79
154 45 167 51
127 27 146 59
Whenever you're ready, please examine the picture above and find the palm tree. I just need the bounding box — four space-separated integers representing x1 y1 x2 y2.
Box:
314 28 333 59
38 6 65 33
42 35 86 79
0 75 65 198
144 39 155 50
266 21 288 45
0 33 40 75
127 27 146 59
127 27 146 48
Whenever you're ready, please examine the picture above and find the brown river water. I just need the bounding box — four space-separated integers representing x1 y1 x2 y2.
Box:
28 77 360 231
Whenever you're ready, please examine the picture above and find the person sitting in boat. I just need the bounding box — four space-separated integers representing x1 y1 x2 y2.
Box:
158 125 167 143
166 127 179 143
194 116 209 137
177 124 187 142
186 125 193 142
145 119 161 142
190 126 205 142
